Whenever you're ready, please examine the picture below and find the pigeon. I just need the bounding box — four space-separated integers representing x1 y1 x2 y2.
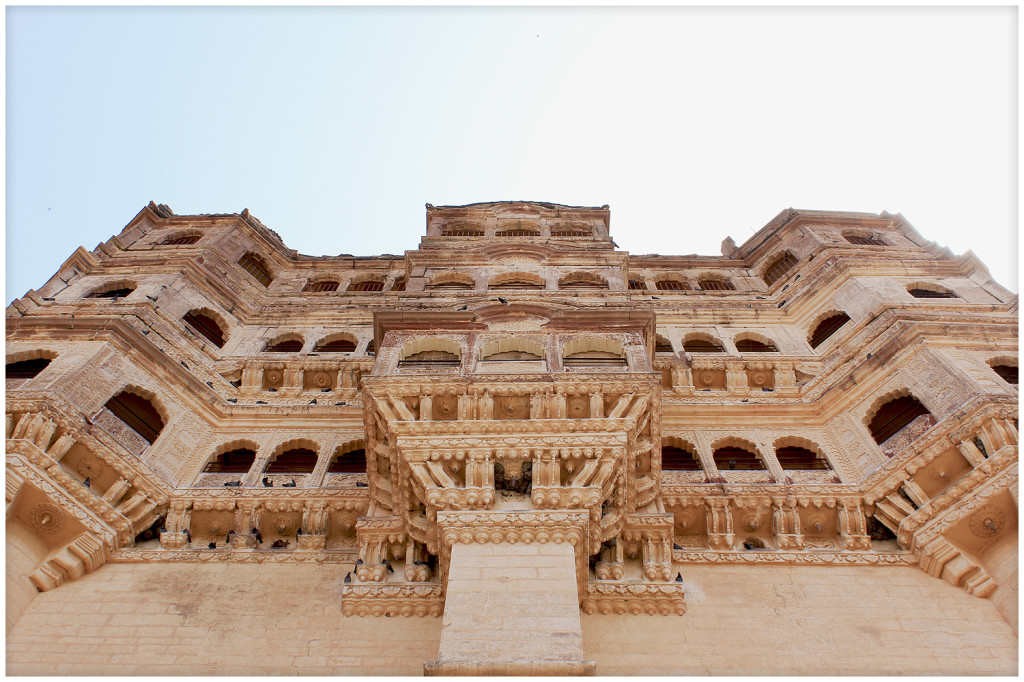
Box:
344 572 352 584
82 477 91 488
224 480 241 487
208 541 217 549
296 528 303 536
497 296 509 305
227 398 237 403
206 381 214 387
282 479 296 487
320 388 331 392
252 528 263 544
309 399 317 405
271 539 288 549
355 481 368 488
729 459 737 470
146 294 158 302
673 543 683 550
355 559 364 566
267 387 277 392
382 559 394 574
262 477 273 487
651 296 660 300
675 573 683 583
180 360 190 370
456 305 467 311
256 400 267 405
184 529 192 543
226 530 235 541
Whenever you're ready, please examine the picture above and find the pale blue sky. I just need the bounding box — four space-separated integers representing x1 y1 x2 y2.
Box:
6 6 1017 303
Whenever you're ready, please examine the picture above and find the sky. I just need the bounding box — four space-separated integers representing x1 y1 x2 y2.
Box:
5 5 1018 304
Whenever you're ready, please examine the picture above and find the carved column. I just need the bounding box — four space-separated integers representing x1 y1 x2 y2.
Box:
771 496 804 550
419 393 433 421
230 501 262 548
725 361 748 395
705 499 734 549
239 363 263 396
160 500 192 548
297 501 328 550
837 500 871 550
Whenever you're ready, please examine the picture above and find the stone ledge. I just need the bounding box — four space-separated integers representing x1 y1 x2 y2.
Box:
424 660 597 676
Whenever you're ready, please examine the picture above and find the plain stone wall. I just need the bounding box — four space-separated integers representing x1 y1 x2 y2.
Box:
6 561 441 676
582 563 1018 676
6 560 1017 675
5 520 47 633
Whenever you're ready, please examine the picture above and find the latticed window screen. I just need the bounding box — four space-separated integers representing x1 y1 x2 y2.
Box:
303 280 339 292
628 279 647 290
496 229 540 237
763 252 798 286
563 351 627 367
550 229 589 237
183 311 226 348
237 253 273 287
684 339 724 353
442 229 485 237
775 447 830 470
656 280 690 291
391 278 406 291
699 279 735 291
348 280 385 292
398 350 461 367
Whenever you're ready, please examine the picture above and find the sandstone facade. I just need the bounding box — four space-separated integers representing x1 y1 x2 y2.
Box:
5 201 1018 674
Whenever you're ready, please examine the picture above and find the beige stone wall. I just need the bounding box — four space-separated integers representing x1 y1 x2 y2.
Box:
582 563 1017 676
5 520 47 633
8 559 1017 675
6 562 441 676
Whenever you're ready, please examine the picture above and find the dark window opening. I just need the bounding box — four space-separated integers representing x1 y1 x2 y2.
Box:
391 278 407 292
7 357 52 379
316 338 357 353
161 234 200 246
868 395 931 444
328 449 367 473
496 229 540 237
775 446 829 470
431 280 474 289
713 446 764 471
563 351 627 367
204 448 256 473
809 313 851 349
482 350 543 361
266 448 318 474
735 339 777 352
491 280 544 290
909 288 956 299
991 364 1018 385
662 445 701 471
655 337 673 353
551 229 589 237
183 311 226 348
442 229 484 237
237 253 273 287
656 280 690 291
265 338 303 353
365 340 376 356
684 339 725 353
105 391 164 445
89 287 134 299
628 279 647 290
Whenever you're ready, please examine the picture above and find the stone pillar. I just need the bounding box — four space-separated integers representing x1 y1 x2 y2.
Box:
425 541 594 676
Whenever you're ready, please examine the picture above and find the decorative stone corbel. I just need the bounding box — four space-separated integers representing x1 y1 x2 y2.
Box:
160 500 192 549
725 361 748 395
918 536 997 598
705 499 734 549
772 496 804 550
231 501 262 548
28 532 108 592
837 500 871 550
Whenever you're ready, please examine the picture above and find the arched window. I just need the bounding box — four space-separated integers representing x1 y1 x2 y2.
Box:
661 442 701 471
399 350 461 367
315 334 357 353
480 338 545 362
558 272 608 289
908 284 957 299
775 446 830 470
429 274 475 289
265 335 303 353
365 339 376 356
303 279 339 293
183 310 226 348
7 357 52 379
563 338 626 368
390 277 407 292
496 222 540 237
105 390 164 445
160 232 201 246
347 279 385 292
683 336 725 353
490 273 545 290
763 252 798 286
809 312 851 349
237 252 273 287
550 225 590 237
713 445 764 470
867 395 931 445
844 232 888 246
441 221 484 237
204 447 257 473
655 335 673 354
265 447 318 474
698 278 735 291
628 278 647 290
328 445 367 473
87 283 135 299
735 337 777 353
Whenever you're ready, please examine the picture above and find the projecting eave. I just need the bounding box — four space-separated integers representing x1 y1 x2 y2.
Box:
734 208 916 259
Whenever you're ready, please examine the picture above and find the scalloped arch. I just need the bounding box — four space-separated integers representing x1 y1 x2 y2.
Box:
562 337 624 358
400 337 463 362
479 337 546 360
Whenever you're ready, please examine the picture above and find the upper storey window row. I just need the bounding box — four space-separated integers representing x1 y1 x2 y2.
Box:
435 219 598 238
